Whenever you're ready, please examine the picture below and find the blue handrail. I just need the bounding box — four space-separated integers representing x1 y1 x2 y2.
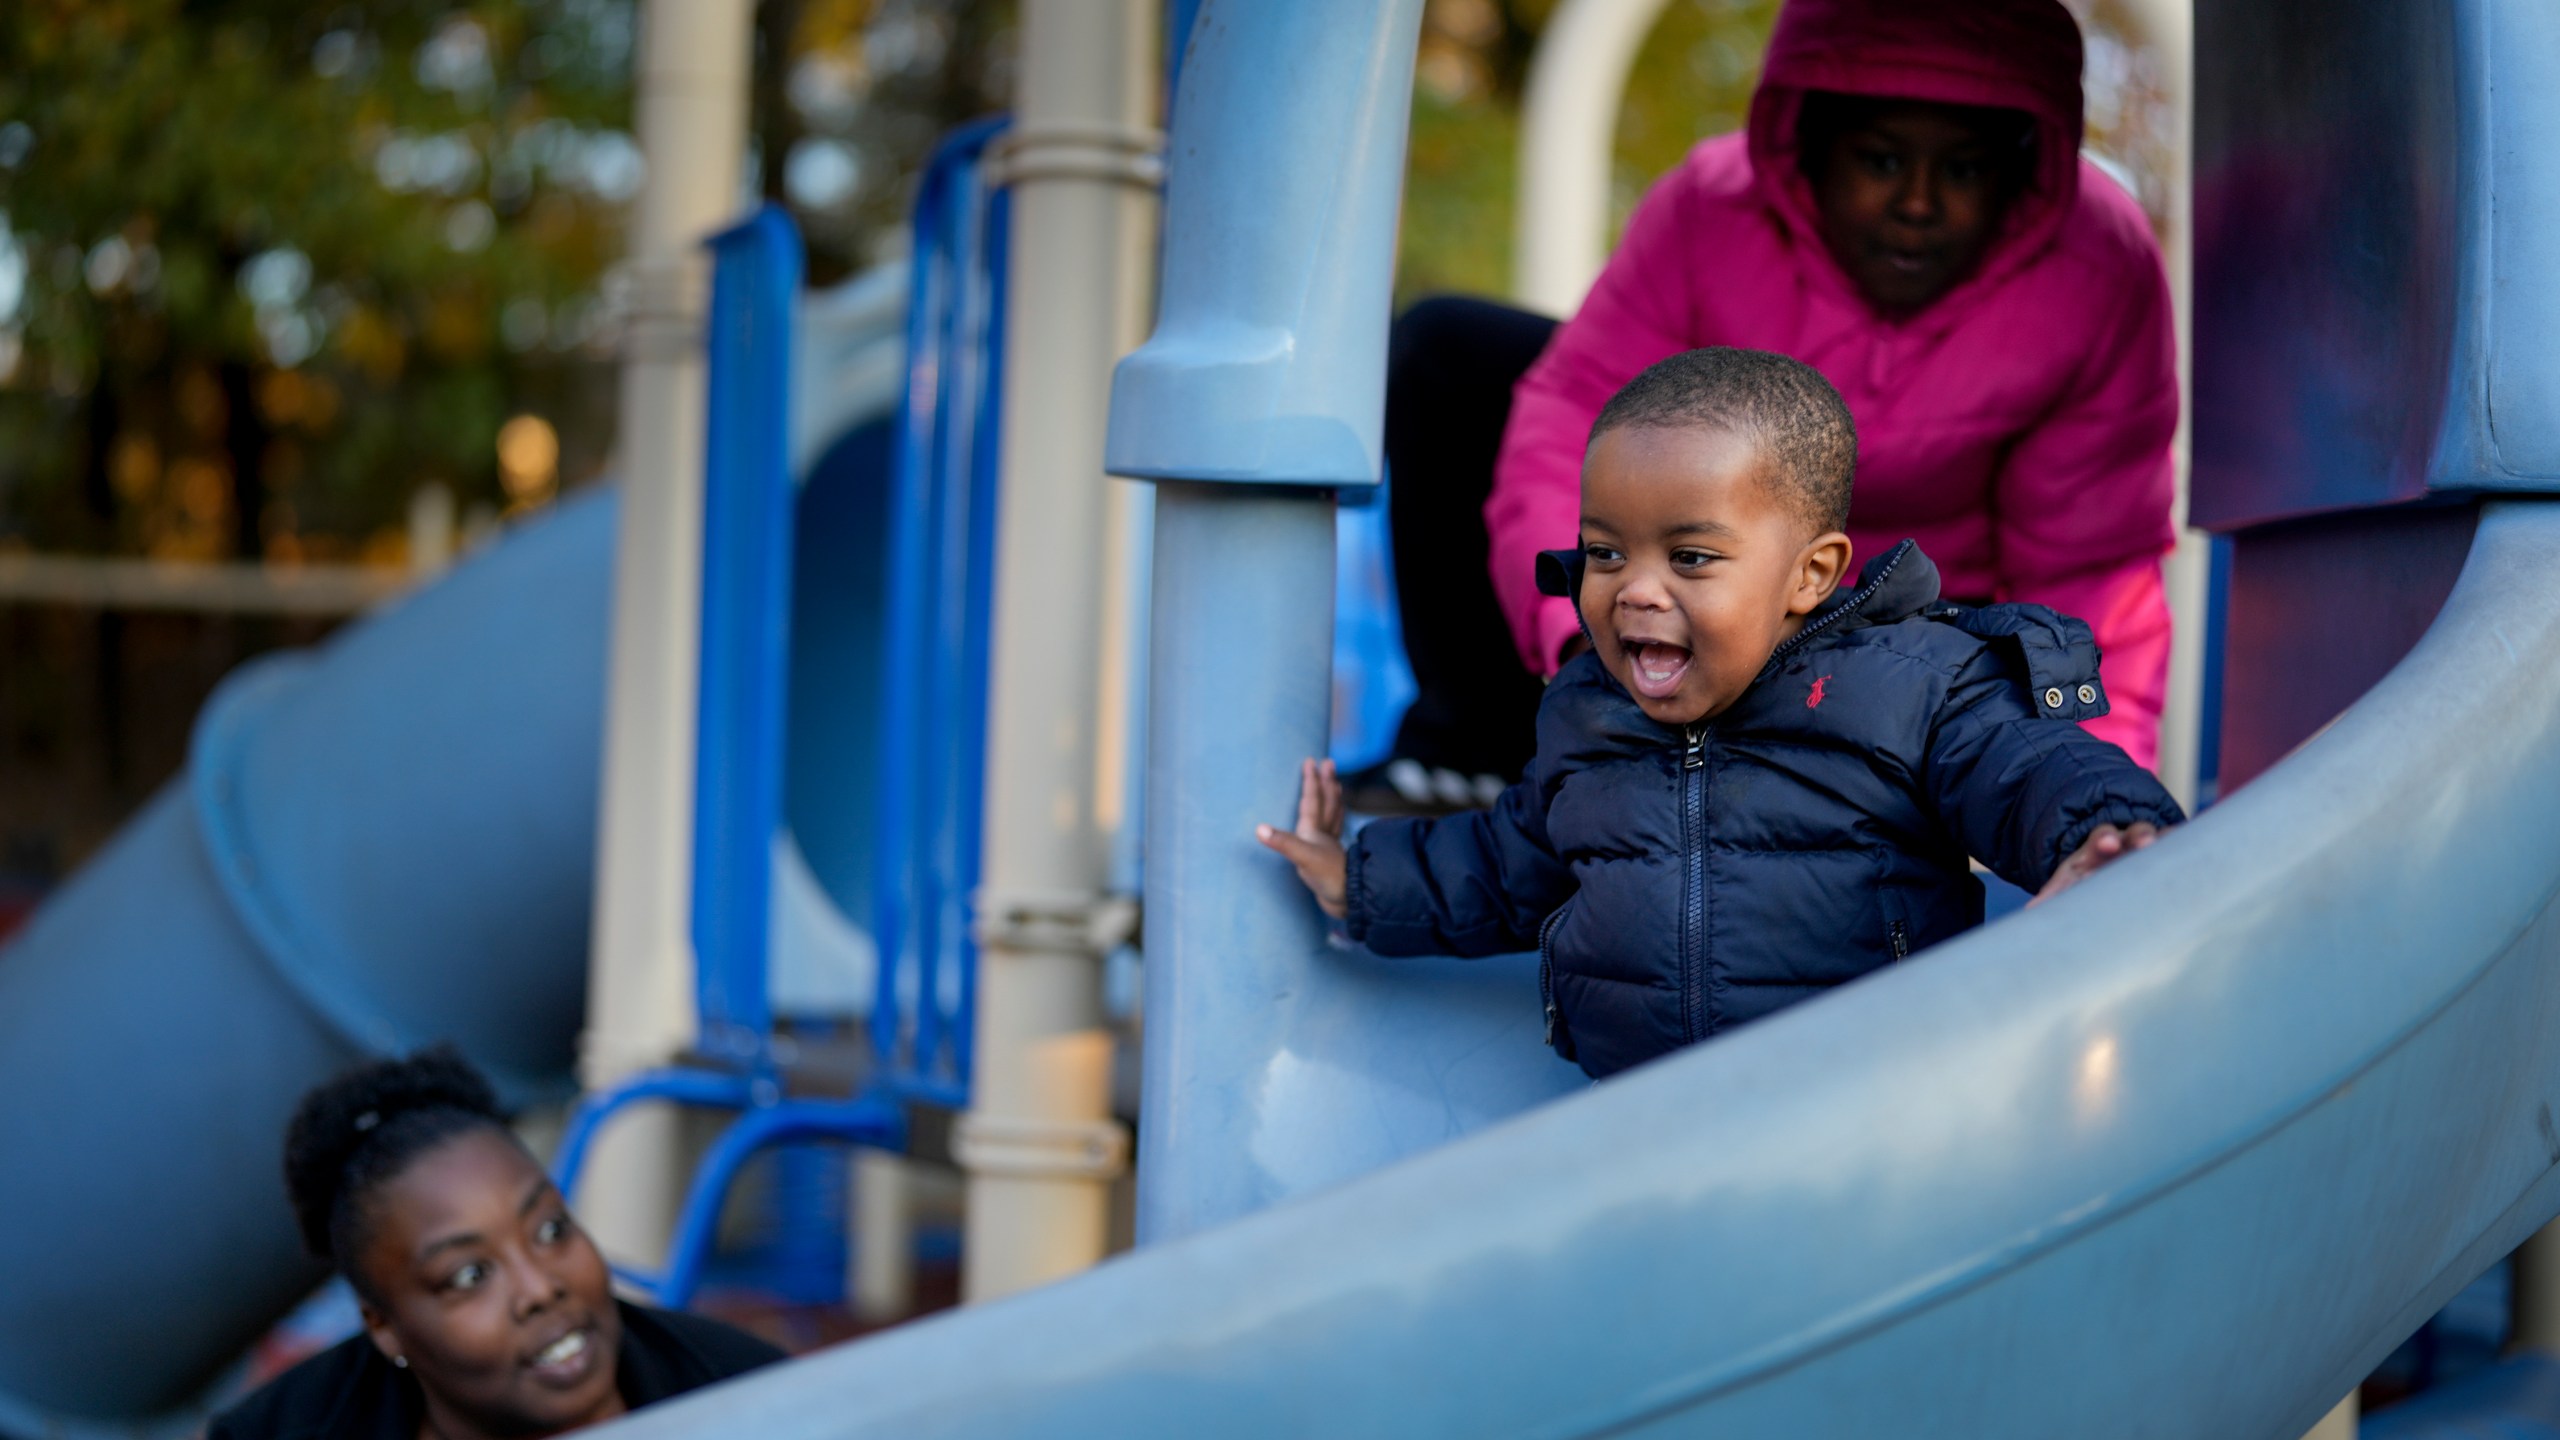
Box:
870 115 1011 1110
554 207 909 1310
691 205 803 1065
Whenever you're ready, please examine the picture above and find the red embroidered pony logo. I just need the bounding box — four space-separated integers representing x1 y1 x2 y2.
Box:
1806 675 1832 709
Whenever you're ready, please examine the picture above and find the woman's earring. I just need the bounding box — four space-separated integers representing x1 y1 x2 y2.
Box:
392 1355 409 1369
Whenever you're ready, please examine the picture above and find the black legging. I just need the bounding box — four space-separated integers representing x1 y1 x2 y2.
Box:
1382 295 1561 781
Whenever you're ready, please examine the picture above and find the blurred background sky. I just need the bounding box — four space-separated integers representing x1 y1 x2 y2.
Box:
0 0 2166 906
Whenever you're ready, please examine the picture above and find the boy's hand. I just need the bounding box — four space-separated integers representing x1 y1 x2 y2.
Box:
2029 821 2164 908
1256 758 1349 918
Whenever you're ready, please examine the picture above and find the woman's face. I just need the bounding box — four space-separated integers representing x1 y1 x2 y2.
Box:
1807 99 2030 318
352 1128 627 1440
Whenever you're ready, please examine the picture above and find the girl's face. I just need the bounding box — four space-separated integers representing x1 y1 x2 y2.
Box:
1807 98 2031 318
352 1129 627 1440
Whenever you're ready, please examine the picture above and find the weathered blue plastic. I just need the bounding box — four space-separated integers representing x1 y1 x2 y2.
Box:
594 498 2560 1440
1136 482 1580 1244
2192 0 2560 529
1100 0 1425 489
0 495 616 1437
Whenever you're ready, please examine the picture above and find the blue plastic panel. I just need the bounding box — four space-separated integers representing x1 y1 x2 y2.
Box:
1136 485 1582 1245
2193 0 2560 531
2217 502 2476 793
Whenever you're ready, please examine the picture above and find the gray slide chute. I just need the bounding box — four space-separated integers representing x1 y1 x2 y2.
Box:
0 495 613 1437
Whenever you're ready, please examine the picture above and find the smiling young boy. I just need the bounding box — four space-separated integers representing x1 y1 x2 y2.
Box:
1260 348 2183 1080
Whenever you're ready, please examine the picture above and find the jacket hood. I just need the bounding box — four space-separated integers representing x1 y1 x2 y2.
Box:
1754 538 1941 679
1747 0 2087 317
1805 538 1940 632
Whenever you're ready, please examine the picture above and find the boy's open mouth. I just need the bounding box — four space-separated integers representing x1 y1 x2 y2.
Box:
1626 641 1693 700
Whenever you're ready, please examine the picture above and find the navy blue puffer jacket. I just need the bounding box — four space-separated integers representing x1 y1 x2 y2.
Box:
1345 541 2184 1080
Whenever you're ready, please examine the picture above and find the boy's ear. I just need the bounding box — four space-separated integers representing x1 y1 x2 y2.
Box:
1790 532 1853 615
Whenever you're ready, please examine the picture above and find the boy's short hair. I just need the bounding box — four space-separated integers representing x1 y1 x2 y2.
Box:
1589 347 1856 534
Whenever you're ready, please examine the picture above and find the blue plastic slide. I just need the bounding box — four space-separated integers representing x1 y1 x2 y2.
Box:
0 495 615 1436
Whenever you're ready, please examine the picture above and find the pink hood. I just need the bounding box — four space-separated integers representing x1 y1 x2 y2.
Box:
1749 0 2088 316
1487 0 2178 767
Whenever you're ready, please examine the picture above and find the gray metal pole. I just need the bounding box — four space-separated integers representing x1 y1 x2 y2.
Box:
955 0 1159 1302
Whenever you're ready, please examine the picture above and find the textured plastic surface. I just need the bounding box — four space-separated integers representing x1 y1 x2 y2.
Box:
1101 0 1425 488
1137 484 1585 1245
0 497 615 1435
599 498 2560 1440
2193 0 2560 530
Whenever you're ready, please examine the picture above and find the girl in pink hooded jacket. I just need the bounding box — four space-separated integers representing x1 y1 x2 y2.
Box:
1488 0 2176 767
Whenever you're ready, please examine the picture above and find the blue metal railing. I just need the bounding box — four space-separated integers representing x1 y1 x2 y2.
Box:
869 115 1012 1111
691 205 802 1062
557 118 1016 1304
555 207 907 1307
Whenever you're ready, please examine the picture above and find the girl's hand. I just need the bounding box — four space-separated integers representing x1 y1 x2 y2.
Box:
1256 758 1348 918
2029 821 2164 908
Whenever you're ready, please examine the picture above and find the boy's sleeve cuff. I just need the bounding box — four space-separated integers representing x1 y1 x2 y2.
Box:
1342 833 1373 944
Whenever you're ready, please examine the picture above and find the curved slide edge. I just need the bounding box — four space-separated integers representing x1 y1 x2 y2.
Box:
0 494 614 1436
604 497 2560 1438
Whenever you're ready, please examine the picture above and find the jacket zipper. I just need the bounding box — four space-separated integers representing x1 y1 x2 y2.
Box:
1537 906 1569 1053
1682 722 1707 1043
1889 918 1910 961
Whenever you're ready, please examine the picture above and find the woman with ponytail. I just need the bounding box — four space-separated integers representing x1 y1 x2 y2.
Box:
211 1048 782 1440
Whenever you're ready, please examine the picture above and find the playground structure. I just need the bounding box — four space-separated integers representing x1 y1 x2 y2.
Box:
4 0 2560 1438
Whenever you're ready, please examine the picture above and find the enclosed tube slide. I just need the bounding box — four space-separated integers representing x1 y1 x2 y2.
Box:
0 496 615 1437
601 496 2560 1439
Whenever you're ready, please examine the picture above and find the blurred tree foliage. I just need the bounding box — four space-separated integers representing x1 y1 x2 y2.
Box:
0 0 641 562
0 0 2157 558
755 0 1016 287
1398 0 1781 308
0 0 1010 564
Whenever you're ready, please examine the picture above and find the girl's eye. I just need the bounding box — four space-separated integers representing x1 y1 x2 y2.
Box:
1672 550 1716 568
535 1216 568 1245
1582 543 1623 564
1858 148 1900 176
448 1261 489 1292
